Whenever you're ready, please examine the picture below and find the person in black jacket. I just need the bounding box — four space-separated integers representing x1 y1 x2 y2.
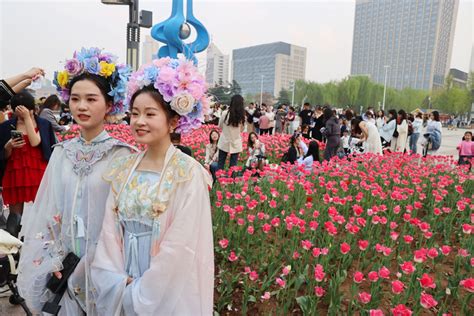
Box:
322 107 341 161
286 133 307 164
310 106 324 141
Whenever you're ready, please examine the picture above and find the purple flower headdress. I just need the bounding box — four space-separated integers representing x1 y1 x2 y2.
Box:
53 47 131 117
126 57 210 134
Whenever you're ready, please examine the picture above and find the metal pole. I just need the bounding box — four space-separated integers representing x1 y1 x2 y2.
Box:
260 75 264 106
291 81 295 107
127 0 140 70
382 65 389 111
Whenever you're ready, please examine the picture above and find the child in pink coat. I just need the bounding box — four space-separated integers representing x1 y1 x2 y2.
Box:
457 131 473 169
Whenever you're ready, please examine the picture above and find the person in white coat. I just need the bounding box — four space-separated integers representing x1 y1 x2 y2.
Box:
395 109 409 153
217 95 245 170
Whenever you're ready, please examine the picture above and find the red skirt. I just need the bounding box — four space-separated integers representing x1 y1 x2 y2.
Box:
2 136 47 205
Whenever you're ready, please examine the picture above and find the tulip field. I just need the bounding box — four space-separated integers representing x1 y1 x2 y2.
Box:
60 125 473 315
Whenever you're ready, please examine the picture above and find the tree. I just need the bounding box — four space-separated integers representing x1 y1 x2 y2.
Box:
229 80 242 96
277 88 291 105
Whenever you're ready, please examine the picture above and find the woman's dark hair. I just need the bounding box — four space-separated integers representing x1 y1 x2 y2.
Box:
129 84 178 122
351 118 363 135
39 94 61 114
397 109 407 122
247 132 259 149
289 134 298 147
345 109 354 121
408 113 414 122
431 111 440 121
415 112 423 118
365 110 374 118
305 140 320 162
225 94 245 127
387 109 397 121
209 129 220 144
377 110 385 118
462 131 472 141
323 107 334 121
68 73 113 104
10 91 36 112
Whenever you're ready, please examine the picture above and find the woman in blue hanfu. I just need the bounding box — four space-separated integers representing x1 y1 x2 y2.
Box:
17 47 134 315
91 57 214 315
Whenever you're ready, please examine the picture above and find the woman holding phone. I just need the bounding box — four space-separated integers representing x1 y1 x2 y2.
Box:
0 91 56 235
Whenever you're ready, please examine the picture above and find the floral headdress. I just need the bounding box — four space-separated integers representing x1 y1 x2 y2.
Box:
126 57 210 134
53 47 131 117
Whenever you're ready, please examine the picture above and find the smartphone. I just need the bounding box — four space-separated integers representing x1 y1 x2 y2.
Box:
10 130 23 140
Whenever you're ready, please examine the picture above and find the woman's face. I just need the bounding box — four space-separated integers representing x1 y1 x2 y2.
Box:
69 80 110 132
210 131 219 142
378 111 383 117
464 133 472 141
131 92 175 146
250 133 258 143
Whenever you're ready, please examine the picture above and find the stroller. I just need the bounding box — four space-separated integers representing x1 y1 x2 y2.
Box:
0 228 32 315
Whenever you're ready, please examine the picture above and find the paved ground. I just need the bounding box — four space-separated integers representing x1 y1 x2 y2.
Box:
0 127 470 315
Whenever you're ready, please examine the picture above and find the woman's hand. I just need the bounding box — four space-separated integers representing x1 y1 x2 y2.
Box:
5 137 25 149
15 105 32 121
126 277 133 285
24 67 45 81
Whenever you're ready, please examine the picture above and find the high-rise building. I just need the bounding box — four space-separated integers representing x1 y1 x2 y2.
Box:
232 42 306 97
205 43 230 86
351 0 459 90
141 35 160 65
449 68 468 88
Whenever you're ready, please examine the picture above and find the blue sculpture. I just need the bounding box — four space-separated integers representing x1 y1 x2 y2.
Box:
151 0 209 64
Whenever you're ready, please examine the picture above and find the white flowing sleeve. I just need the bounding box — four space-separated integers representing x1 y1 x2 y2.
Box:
91 189 128 316
127 166 214 315
17 148 64 314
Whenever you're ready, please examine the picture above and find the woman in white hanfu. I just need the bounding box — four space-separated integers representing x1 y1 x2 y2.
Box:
17 48 134 315
91 58 214 315
351 118 383 154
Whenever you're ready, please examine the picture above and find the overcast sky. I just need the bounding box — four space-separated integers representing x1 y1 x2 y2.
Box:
0 0 472 83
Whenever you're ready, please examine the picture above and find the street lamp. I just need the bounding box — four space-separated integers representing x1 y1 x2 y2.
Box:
289 80 295 107
101 0 152 70
382 65 390 111
260 75 264 106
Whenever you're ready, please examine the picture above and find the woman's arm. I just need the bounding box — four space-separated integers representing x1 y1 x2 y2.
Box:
4 68 44 92
16 106 41 146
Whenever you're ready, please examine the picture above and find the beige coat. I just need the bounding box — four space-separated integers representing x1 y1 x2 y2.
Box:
395 120 409 152
217 110 243 154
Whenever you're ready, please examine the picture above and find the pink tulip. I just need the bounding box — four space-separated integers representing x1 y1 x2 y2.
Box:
353 271 364 283
218 239 229 249
391 304 413 316
357 291 371 304
369 309 384 316
391 280 405 294
368 271 379 282
340 242 351 255
420 292 438 309
314 286 325 297
419 273 436 289
459 278 474 293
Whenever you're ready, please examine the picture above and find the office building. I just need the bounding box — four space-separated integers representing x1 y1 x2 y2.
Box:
232 42 306 97
141 35 160 65
351 0 459 90
205 43 230 86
